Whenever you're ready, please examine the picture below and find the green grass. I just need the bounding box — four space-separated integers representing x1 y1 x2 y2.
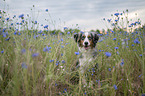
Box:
0 28 144 96
0 9 145 96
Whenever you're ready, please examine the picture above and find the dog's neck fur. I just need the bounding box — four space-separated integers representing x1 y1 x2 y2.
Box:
78 47 97 73
79 48 97 58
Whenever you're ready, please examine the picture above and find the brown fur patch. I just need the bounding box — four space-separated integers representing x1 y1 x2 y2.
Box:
78 34 84 47
88 34 95 49
89 39 95 49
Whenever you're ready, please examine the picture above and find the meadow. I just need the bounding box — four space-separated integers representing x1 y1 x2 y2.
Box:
0 9 145 96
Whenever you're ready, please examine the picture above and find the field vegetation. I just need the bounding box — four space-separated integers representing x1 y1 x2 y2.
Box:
0 8 145 96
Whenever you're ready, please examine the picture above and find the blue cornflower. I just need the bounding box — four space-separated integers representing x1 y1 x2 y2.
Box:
1 50 4 54
42 34 46 36
113 38 116 41
45 9 48 12
114 13 119 16
38 30 42 34
139 54 142 57
1 33 6 37
14 31 17 35
133 49 137 51
2 28 6 32
139 74 142 77
49 60 54 62
19 14 24 18
92 68 95 72
99 39 102 42
44 25 48 28
113 85 117 90
43 46 51 52
5 37 10 41
62 60 65 63
16 22 19 25
67 31 70 34
134 38 140 44
75 51 79 55
107 19 111 23
0 16 1 18
96 80 98 83
32 53 39 57
80 31 84 34
108 68 111 71
56 61 59 65
65 43 69 45
138 22 141 24
64 88 67 92
117 51 119 55
120 61 124 66
22 20 24 23
61 53 63 56
55 83 57 86
112 23 115 26
115 19 118 22
2 33 7 37
18 33 21 35
131 23 135 26
64 27 68 30
61 38 63 41
21 49 26 54
13 15 16 18
61 45 64 48
114 47 118 50
105 52 111 57
132 44 134 46
21 62 27 69
34 21 37 24
6 18 9 21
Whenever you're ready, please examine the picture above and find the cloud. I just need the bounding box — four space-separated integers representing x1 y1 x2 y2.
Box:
65 18 104 31
0 0 145 31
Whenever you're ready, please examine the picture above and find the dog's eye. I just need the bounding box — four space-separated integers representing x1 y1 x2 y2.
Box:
82 37 85 40
81 36 85 40
88 36 92 40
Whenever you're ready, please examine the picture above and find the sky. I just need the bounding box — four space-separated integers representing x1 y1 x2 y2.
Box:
0 0 145 31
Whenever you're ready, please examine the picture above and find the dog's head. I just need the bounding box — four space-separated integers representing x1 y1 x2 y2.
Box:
74 32 99 51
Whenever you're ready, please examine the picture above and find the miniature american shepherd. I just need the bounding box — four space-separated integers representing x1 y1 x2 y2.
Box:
74 31 99 87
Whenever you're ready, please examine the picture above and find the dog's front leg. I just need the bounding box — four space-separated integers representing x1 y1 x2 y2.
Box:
79 61 88 87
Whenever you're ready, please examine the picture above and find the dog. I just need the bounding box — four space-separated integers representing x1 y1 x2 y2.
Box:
74 31 99 87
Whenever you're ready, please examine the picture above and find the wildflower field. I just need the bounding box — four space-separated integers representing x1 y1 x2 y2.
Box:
0 9 145 96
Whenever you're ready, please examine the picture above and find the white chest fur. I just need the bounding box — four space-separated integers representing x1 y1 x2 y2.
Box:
79 49 97 73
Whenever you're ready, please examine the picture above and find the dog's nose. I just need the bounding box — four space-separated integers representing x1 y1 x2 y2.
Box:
84 42 88 45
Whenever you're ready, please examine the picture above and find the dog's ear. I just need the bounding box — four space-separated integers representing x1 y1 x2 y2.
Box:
74 33 79 42
91 32 99 43
94 33 99 43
